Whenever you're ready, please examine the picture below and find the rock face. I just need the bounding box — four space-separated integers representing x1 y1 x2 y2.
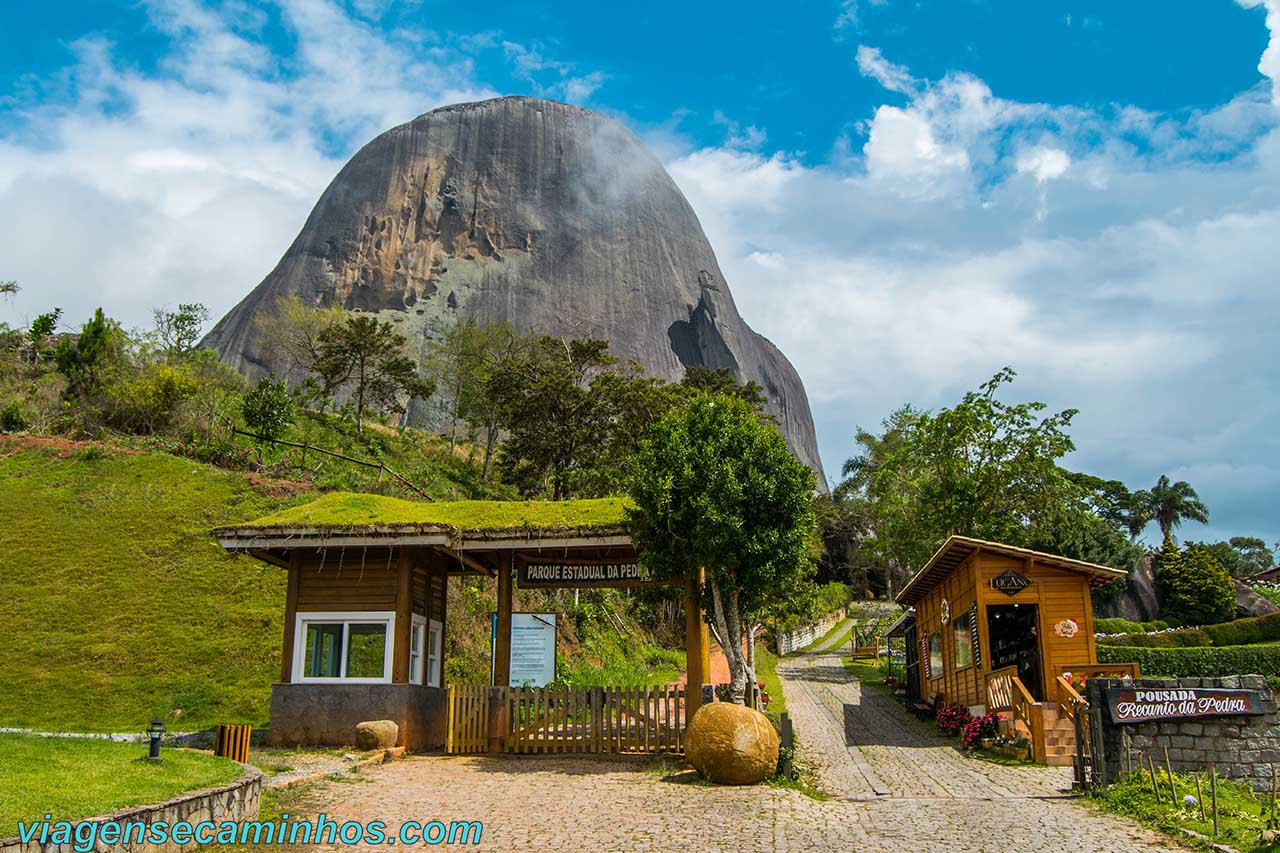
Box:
684 701 779 785
203 96 825 485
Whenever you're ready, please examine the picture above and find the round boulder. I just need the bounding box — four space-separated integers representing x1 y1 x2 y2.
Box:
354 720 399 750
684 702 779 785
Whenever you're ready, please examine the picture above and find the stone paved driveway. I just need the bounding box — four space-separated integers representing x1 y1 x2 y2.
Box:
252 654 1181 852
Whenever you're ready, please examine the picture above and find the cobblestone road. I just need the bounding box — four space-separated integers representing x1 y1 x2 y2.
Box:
253 655 1181 852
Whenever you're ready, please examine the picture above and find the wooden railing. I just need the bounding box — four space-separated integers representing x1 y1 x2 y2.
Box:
985 666 1046 764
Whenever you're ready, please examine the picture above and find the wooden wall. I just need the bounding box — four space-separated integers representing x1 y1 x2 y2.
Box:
282 546 451 684
914 549 1099 710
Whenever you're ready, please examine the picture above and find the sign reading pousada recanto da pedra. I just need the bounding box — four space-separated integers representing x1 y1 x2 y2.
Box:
1106 687 1267 724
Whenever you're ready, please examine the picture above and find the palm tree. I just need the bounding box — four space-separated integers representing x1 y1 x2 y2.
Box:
1143 475 1209 541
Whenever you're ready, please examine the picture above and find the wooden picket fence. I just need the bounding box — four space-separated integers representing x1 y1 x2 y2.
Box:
446 685 491 754
446 684 685 755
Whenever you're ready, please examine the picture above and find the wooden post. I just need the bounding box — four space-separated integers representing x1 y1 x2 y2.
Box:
392 548 413 684
280 551 302 683
684 569 711 720
494 553 514 687
1210 764 1219 835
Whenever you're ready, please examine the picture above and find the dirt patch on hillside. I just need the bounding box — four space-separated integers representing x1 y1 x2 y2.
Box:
247 472 314 499
0 434 140 458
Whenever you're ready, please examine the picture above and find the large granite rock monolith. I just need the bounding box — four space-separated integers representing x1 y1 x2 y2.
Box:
684 702 779 785
202 96 825 485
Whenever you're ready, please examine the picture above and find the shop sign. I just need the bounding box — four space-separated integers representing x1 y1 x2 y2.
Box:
1106 687 1267 724
991 570 1032 596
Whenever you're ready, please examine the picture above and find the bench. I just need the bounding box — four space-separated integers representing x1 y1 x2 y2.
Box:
911 691 942 720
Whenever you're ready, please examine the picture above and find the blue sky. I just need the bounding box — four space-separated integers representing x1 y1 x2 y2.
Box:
1 0 1278 549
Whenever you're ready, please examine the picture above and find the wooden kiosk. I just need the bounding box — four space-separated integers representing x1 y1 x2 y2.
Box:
214 492 711 753
895 536 1137 765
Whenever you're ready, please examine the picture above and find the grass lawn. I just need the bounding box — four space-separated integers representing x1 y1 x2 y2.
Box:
1089 768 1280 853
0 734 242 838
755 643 786 722
0 443 307 732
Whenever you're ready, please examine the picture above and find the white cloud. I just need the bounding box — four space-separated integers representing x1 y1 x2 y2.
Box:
0 0 519 332
835 0 888 35
501 40 609 104
1015 146 1071 183
1238 0 1280 104
855 45 916 95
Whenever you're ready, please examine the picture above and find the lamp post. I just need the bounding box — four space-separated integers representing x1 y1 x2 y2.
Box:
147 718 165 762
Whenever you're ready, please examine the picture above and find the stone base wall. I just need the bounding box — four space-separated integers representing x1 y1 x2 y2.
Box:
1093 675 1280 791
776 609 846 656
268 683 447 752
0 766 261 853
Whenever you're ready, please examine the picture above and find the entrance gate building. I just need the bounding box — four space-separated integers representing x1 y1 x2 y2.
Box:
215 492 711 754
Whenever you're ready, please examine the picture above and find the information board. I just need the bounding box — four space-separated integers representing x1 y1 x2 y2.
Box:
504 612 557 687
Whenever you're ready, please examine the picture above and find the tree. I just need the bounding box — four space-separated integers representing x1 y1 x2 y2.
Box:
1138 475 1209 541
27 308 61 364
488 337 617 499
0 281 17 295
241 376 295 440
1156 536 1234 626
1189 537 1275 578
679 366 766 410
259 296 347 381
153 303 210 355
54 308 124 399
837 368 1081 586
628 393 817 704
315 316 433 435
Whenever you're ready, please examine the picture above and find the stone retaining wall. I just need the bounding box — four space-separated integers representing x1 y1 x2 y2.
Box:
777 608 846 656
0 764 261 853
1093 675 1280 791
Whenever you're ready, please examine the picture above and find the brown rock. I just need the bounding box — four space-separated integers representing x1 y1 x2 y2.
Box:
684 702 779 785
354 720 399 750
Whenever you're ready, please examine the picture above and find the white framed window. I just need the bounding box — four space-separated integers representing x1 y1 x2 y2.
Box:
427 619 443 688
409 615 427 685
293 611 394 683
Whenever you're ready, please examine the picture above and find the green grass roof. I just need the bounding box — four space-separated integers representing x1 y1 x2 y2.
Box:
222 492 632 536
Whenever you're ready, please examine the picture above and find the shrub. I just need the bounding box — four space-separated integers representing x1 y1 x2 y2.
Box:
1098 643 1280 677
1157 538 1235 627
936 703 972 736
1094 618 1169 635
1202 611 1280 646
961 711 1001 749
0 400 27 432
241 376 295 440
1099 628 1211 648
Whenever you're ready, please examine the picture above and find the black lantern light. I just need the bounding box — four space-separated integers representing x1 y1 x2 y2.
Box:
147 718 165 761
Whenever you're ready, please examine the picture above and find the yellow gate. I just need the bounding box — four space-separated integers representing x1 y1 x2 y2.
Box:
446 685 685 754
446 685 491 754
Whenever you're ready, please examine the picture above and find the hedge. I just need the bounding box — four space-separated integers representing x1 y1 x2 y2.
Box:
1095 618 1169 635
1202 611 1280 646
1098 643 1280 678
1099 628 1211 648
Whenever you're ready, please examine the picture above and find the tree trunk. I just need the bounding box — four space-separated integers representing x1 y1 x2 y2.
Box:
482 409 499 481
710 582 749 704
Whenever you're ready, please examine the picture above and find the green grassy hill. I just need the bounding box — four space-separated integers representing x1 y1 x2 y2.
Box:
0 439 305 732
0 437 685 733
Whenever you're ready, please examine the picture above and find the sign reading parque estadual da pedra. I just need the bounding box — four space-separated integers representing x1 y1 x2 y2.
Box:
517 559 653 589
1106 686 1268 724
